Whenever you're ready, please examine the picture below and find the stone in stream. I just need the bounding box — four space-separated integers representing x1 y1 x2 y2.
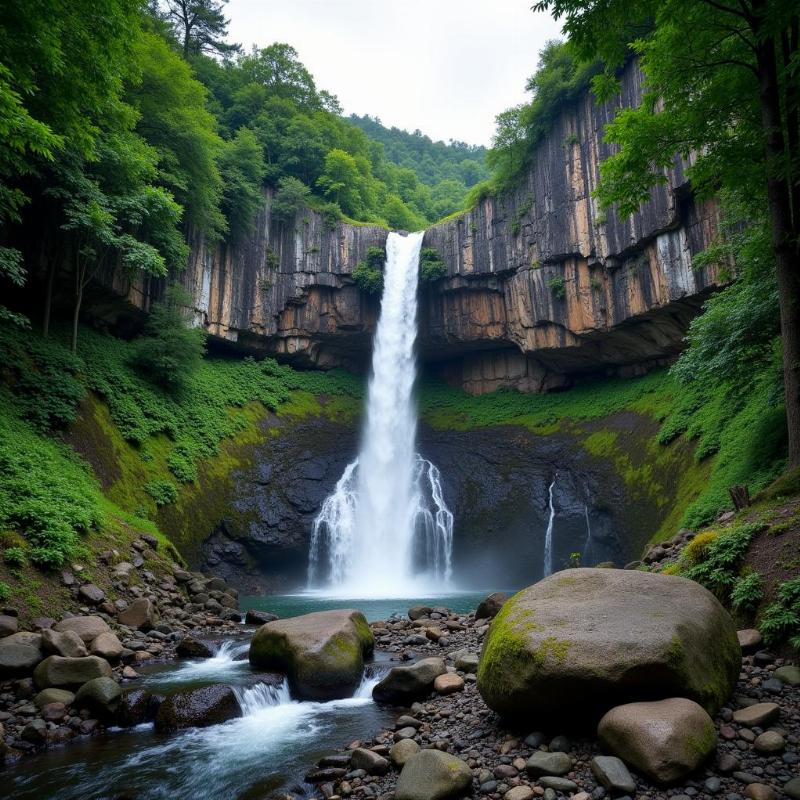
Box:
526 751 573 777
598 697 717 784
249 609 373 700
53 616 111 644
477 569 741 721
245 609 278 626
475 591 508 620
41 629 88 658
155 684 242 731
591 755 637 794
74 676 122 718
33 655 113 689
116 688 163 727
395 749 473 800
372 657 447 704
176 637 215 658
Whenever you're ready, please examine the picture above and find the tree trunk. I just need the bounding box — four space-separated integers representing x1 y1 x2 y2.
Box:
43 259 55 338
71 265 83 355
755 34 800 466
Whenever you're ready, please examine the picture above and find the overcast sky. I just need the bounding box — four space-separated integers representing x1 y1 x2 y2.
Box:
225 0 563 147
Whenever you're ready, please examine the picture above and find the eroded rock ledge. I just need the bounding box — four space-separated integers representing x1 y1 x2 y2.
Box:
101 59 721 394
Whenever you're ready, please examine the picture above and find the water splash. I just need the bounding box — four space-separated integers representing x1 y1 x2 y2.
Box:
308 232 453 597
542 477 557 577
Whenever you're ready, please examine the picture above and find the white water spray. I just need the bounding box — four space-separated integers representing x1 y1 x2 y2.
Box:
542 477 557 577
308 232 453 597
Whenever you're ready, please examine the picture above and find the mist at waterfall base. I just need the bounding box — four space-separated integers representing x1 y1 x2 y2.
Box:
307 231 456 598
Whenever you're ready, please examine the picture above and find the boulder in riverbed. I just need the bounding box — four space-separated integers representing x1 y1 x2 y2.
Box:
477 569 740 720
154 684 242 731
118 598 158 631
33 655 113 689
245 609 278 626
373 657 447 704
41 629 88 658
395 749 473 800
249 609 373 700
53 616 110 644
74 676 122 718
598 697 718 784
0 632 43 677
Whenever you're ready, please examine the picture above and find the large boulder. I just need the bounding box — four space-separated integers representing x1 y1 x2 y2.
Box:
249 609 373 700
90 632 124 661
53 616 110 644
116 689 163 728
477 569 740 720
154 684 242 732
33 655 112 689
395 750 473 800
42 629 88 658
118 598 158 631
373 657 447 704
598 698 718 784
74 676 122 718
0 632 43 677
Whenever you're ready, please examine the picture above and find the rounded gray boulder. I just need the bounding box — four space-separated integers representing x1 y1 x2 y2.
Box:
477 568 740 721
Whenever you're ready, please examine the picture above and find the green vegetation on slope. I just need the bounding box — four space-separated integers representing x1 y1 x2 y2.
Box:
0 321 362 569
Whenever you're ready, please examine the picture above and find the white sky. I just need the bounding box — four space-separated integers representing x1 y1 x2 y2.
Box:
225 0 563 147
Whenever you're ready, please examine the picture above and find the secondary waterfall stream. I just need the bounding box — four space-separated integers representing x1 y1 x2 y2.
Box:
308 231 453 596
542 477 557 577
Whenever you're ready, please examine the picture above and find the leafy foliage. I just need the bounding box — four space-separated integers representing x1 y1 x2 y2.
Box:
144 479 179 506
731 571 765 614
419 248 446 283
760 577 800 647
352 246 386 296
547 275 566 300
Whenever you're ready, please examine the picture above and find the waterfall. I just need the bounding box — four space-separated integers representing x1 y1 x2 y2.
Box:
308 231 453 597
542 477 557 577
581 503 593 565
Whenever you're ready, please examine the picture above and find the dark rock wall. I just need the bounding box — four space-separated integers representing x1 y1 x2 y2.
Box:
97 59 722 394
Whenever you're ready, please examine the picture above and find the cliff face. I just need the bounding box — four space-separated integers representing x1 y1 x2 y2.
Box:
104 59 721 393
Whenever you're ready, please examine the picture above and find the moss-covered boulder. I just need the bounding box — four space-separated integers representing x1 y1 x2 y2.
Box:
477 568 740 721
249 609 373 700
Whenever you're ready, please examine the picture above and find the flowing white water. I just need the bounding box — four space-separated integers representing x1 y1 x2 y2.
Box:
542 477 557 577
143 640 249 686
308 231 453 597
581 503 593 565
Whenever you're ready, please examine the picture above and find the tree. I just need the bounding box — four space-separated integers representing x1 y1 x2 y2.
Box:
159 0 240 59
218 127 266 241
270 176 311 222
534 0 800 465
131 284 206 391
317 149 364 219
239 44 320 108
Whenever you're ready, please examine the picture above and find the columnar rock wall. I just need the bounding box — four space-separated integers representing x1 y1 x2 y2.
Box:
101 59 721 393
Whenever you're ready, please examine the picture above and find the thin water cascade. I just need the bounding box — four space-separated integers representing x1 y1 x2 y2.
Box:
581 503 593 565
542 477 557 577
308 231 453 597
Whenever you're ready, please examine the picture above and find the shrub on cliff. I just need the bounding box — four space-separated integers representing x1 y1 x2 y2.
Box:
419 248 446 283
352 246 386 295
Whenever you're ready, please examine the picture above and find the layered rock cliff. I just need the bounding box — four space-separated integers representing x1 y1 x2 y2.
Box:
103 59 721 393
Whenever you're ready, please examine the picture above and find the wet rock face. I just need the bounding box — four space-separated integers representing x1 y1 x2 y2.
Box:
198 418 665 592
97 60 721 394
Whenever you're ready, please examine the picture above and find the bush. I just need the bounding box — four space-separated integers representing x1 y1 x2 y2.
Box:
271 176 312 222
682 530 720 565
731 571 764 613
3 546 27 568
419 248 446 283
352 246 386 296
0 582 9 602
130 286 206 394
144 479 179 506
547 275 566 300
760 577 800 646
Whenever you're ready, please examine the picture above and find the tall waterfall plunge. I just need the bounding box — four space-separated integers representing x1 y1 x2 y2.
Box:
308 231 454 597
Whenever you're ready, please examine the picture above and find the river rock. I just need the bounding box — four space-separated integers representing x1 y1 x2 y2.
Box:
116 688 162 727
90 632 124 661
155 684 242 731
476 591 508 620
42 628 88 658
453 651 479 673
732 702 780 727
176 637 215 658
753 731 785 754
373 657 447 704
118 598 158 631
434 672 465 695
78 584 105 604
33 655 113 689
34 688 75 708
53 615 111 644
0 633 43 677
245 610 278 626
408 606 433 621
526 751 573 777
477 569 740 720
598 697 717 784
74 676 122 717
773 665 800 686
391 738 421 767
591 755 637 794
249 609 373 700
395 749 473 800
737 629 762 651
0 614 18 637
350 747 390 775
